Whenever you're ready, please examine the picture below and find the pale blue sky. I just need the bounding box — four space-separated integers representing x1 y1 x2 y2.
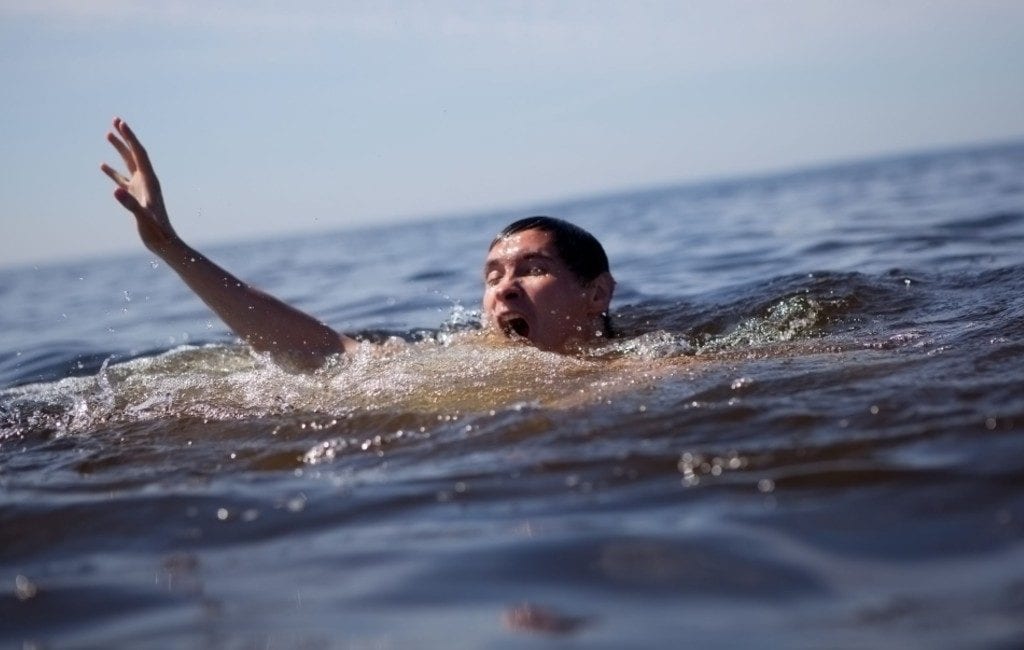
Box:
2 0 1022 268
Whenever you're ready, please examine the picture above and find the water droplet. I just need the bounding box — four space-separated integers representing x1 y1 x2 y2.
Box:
216 508 229 521
15 575 38 601
757 479 775 493
731 377 752 390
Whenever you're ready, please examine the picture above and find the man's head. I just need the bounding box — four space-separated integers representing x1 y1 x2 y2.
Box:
483 216 615 352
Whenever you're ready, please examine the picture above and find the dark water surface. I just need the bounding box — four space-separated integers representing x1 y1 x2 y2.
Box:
3 143 1024 648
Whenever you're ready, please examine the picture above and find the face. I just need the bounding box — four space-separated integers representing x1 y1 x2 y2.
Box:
482 229 611 353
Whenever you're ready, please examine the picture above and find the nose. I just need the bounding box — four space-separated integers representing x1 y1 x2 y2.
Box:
495 275 521 301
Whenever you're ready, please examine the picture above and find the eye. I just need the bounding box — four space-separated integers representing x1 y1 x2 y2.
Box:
527 264 547 276
485 270 502 286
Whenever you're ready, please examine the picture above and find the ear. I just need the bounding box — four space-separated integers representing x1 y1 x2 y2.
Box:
587 272 615 316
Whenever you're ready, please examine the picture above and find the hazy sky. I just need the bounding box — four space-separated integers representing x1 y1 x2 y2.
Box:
2 0 1023 268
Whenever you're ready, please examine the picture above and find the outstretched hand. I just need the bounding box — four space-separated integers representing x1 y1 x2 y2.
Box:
101 118 178 252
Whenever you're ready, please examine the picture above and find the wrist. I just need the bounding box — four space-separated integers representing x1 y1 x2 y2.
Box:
148 234 188 261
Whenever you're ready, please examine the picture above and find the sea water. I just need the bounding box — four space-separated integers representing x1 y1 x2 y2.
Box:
2 143 1024 648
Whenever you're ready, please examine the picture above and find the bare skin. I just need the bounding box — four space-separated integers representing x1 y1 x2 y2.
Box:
101 118 357 371
483 229 614 353
101 117 613 369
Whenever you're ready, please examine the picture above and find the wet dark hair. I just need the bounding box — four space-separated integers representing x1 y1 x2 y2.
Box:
491 215 615 337
491 216 610 284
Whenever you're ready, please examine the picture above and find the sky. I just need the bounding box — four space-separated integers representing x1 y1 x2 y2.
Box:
1 0 1023 268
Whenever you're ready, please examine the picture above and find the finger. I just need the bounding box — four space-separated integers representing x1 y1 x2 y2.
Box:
115 118 152 169
100 163 129 188
106 131 135 173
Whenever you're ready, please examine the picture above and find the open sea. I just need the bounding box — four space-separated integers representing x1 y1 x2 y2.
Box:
2 142 1024 648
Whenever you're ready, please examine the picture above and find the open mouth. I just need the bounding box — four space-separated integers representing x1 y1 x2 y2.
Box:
499 315 531 339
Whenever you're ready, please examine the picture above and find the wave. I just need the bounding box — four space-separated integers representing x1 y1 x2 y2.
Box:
5 264 1021 446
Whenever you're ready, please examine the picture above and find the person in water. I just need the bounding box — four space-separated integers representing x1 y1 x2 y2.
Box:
101 117 616 370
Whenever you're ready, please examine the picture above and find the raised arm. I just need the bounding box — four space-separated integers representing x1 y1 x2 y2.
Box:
101 117 357 370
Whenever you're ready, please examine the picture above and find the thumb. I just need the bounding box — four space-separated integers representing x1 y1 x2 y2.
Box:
113 187 144 216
